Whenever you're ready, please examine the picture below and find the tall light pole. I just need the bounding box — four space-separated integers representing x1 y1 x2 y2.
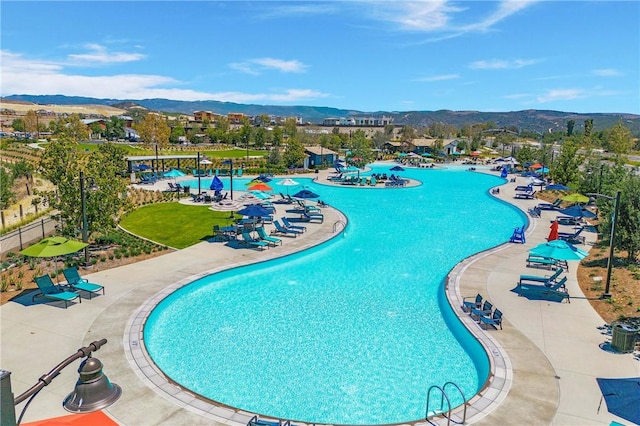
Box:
587 190 621 299
80 172 98 267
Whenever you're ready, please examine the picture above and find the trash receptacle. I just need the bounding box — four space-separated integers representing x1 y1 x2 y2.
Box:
183 185 190 194
611 323 638 353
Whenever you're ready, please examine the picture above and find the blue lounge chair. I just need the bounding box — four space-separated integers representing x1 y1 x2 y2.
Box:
256 227 282 247
519 281 570 303
514 191 536 199
519 267 564 286
32 275 81 308
281 217 306 233
240 231 268 250
471 300 493 319
558 227 585 244
537 198 562 210
272 220 301 237
62 267 105 299
300 212 324 223
526 254 558 270
479 308 503 330
462 293 482 313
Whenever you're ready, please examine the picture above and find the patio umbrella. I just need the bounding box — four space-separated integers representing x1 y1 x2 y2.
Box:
209 175 224 191
548 221 559 241
530 163 543 169
209 199 243 212
293 189 320 199
276 178 299 194
596 377 640 425
237 204 272 217
164 169 186 178
390 165 405 171
559 205 597 219
137 164 151 171
247 183 273 192
561 193 589 204
529 239 588 261
545 183 571 191
21 237 88 282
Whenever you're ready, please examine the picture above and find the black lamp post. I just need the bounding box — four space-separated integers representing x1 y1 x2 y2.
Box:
223 159 233 200
2 339 121 425
587 190 622 299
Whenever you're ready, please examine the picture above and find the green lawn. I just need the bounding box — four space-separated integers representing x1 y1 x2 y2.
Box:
119 202 238 248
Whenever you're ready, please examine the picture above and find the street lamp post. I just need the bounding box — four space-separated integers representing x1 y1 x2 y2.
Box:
587 190 621 299
223 159 233 200
80 171 90 267
1 339 121 426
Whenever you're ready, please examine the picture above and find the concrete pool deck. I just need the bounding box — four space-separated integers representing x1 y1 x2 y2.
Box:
1 165 638 425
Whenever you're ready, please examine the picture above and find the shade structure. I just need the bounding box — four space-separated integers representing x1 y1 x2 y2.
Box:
164 169 186 178
529 239 588 261
548 221 559 241
545 183 571 191
247 183 273 192
559 205 597 219
20 236 88 258
293 189 319 199
236 204 272 217
596 377 640 425
209 175 224 191
390 165 405 171
561 193 590 203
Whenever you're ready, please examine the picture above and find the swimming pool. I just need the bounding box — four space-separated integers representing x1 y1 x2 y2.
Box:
144 165 525 424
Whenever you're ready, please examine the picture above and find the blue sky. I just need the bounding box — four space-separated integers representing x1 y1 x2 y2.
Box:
1 1 638 114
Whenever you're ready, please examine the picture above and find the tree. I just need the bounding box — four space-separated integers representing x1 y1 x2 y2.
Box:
55 114 90 142
614 175 640 261
0 168 15 209
170 124 186 144
283 118 298 139
271 126 284 147
549 140 584 185
603 120 633 157
134 113 170 148
12 118 25 132
346 130 373 167
566 120 575 137
24 110 38 136
39 138 79 186
105 116 126 140
282 137 306 168
254 127 268 148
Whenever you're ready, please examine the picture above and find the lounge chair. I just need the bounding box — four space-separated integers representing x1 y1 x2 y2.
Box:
537 198 562 210
300 212 324 223
515 184 533 192
272 220 301 237
281 217 306 233
462 293 482 313
526 254 558 270
558 227 585 244
32 275 81 308
256 227 282 247
514 191 536 199
62 267 105 299
239 231 268 250
167 182 180 192
519 280 570 302
519 267 564 286
479 308 503 330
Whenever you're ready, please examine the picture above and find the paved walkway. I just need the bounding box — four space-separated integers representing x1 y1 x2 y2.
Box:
2 165 638 425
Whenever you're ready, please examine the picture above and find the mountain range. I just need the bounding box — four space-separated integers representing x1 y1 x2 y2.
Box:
4 94 639 134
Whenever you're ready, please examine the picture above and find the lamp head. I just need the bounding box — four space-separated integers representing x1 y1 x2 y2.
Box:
63 357 121 413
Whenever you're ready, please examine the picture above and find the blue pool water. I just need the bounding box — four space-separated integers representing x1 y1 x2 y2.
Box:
145 164 525 424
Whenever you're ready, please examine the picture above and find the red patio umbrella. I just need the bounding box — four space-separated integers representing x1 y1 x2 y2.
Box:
530 163 543 169
548 220 559 241
247 183 273 191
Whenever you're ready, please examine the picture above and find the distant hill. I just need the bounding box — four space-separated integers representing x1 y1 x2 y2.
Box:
4 94 639 134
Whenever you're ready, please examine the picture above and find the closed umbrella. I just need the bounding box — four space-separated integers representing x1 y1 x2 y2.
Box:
210 175 224 191
529 239 588 261
548 221 559 241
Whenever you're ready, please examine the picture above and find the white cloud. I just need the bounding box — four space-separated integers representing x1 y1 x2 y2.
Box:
230 57 308 75
536 88 585 103
469 58 539 70
592 68 622 77
414 74 460 82
0 50 326 103
67 43 145 65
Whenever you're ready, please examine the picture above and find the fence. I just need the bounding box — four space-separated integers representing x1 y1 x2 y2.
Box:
0 217 59 258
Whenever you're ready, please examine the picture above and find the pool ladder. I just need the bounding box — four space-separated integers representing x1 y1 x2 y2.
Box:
332 220 346 233
425 381 467 425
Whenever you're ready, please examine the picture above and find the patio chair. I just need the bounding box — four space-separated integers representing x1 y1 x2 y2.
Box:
462 293 482 313
479 308 503 330
526 254 558 270
281 217 306 233
256 227 282 247
558 227 586 245
519 267 564 287
62 267 105 299
32 275 81 308
300 212 324 223
514 191 536 199
537 198 562 210
471 301 493 319
518 282 570 303
240 231 268 250
272 220 301 237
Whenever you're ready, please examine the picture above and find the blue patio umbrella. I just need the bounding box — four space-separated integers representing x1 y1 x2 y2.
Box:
529 239 588 261
390 165 405 171
210 175 224 191
137 164 151 171
545 183 571 191
293 189 319 199
559 205 597 219
164 169 185 178
539 167 550 173
597 377 640 425
236 204 272 217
